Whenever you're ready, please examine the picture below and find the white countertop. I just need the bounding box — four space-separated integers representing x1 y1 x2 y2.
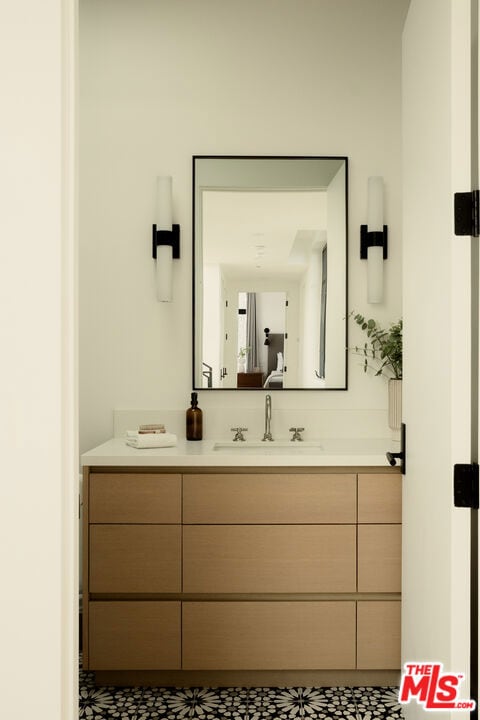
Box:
81 437 399 468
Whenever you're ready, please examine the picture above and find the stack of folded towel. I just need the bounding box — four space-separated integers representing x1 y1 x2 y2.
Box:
125 424 177 449
138 423 165 434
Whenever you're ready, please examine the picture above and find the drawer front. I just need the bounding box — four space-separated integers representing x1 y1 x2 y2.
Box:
357 525 401 592
89 601 181 670
183 525 356 593
90 525 181 593
182 601 356 670
89 473 181 523
183 473 356 524
358 474 402 523
357 601 401 669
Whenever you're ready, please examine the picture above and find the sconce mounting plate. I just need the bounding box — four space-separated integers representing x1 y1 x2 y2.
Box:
360 225 388 259
152 224 181 259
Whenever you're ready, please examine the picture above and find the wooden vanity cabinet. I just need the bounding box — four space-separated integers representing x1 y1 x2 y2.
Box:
183 524 356 593
84 472 182 670
89 601 181 670
183 474 357 594
90 524 181 593
182 473 356 523
83 467 401 683
356 473 402 669
182 601 357 670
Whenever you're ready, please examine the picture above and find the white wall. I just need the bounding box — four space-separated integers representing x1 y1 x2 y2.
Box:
79 0 408 453
0 1 77 719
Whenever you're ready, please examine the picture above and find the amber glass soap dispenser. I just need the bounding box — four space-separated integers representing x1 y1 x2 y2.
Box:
186 392 203 440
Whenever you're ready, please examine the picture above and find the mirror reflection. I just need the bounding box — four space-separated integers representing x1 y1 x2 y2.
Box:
193 157 348 390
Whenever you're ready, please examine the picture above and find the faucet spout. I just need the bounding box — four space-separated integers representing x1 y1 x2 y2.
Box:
262 394 273 441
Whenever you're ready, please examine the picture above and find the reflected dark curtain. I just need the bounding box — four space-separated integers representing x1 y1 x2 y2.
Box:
246 292 258 372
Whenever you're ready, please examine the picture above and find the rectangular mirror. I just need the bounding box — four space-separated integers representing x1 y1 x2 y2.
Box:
193 156 348 390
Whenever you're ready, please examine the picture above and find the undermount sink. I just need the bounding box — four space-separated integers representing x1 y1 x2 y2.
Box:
213 440 324 454
211 438 391 456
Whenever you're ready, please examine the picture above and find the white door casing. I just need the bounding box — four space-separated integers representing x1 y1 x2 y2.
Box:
402 1 472 718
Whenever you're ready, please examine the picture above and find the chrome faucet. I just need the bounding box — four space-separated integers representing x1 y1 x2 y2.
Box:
290 427 305 441
231 427 248 441
262 394 274 441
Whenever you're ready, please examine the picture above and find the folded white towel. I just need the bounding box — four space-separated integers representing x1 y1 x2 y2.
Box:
125 432 177 449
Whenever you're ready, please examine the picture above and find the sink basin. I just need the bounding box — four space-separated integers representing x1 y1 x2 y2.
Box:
213 440 324 454
211 438 391 456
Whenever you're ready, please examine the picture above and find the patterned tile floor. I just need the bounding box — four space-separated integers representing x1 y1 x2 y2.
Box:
80 662 404 719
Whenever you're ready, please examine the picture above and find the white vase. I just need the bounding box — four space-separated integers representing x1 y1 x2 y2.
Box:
388 378 402 436
238 358 246 373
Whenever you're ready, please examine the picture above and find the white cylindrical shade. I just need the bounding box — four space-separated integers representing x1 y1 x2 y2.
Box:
157 175 173 231
367 245 383 303
156 244 173 302
367 176 383 231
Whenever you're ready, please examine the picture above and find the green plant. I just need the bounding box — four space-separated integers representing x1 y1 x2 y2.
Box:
351 313 402 379
238 346 251 359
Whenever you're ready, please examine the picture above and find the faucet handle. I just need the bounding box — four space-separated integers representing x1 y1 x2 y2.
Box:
231 427 248 441
289 427 305 441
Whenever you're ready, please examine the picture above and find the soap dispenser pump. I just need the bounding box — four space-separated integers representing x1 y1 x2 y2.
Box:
186 391 203 441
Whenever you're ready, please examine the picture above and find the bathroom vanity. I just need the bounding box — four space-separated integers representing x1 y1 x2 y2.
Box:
82 440 401 687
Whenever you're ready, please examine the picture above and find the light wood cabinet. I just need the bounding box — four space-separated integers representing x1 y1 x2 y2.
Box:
89 473 181 523
357 601 401 669
357 524 402 592
358 474 402 524
83 466 401 683
90 525 181 593
183 524 356 593
183 473 356 524
89 601 181 670
183 601 356 670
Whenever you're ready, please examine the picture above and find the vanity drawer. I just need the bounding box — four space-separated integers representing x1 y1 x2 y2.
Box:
357 601 401 669
357 525 401 592
358 474 402 523
90 525 181 593
89 601 181 670
182 601 356 670
183 525 356 593
89 473 181 523
183 473 356 524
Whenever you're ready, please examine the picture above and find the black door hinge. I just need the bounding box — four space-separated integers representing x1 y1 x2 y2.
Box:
454 463 479 508
454 190 479 236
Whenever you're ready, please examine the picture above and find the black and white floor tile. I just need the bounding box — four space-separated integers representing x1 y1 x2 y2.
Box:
80 661 404 719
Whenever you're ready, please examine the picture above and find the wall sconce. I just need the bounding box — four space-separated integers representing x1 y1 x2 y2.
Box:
152 176 180 302
360 176 388 304
264 328 271 346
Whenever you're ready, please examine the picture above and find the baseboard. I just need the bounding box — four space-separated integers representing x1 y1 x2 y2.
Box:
94 669 400 688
